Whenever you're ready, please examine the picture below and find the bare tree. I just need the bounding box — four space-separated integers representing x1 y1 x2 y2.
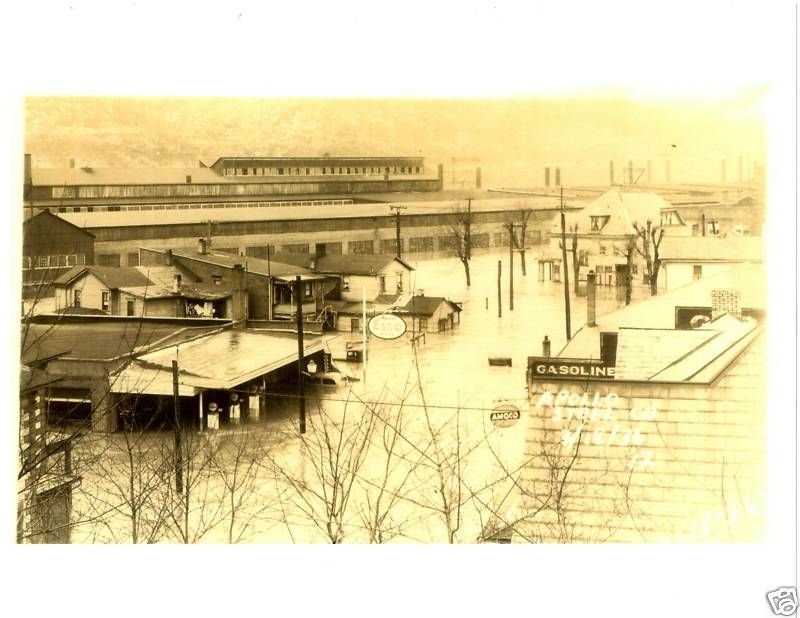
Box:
511 208 534 276
448 202 473 287
633 220 664 295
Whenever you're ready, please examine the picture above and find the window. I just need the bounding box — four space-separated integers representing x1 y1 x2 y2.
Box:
304 283 313 298
306 168 310 175
76 254 86 266
418 318 428 331
342 277 350 292
693 265 702 280
348 240 374 255
379 275 386 293
409 237 434 252
73 289 81 307
691 224 700 236
350 318 360 333
127 252 139 267
37 256 49 268
278 168 284 175
97 254 121 267
590 216 608 232
101 291 110 312
126 299 135 316
22 256 31 270
599 245 607 255
631 264 638 275
212 275 222 286
578 250 589 267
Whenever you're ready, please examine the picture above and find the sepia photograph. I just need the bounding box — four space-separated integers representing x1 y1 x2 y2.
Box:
4 1 797 617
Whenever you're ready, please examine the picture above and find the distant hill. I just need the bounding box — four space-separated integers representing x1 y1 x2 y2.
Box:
24 96 765 187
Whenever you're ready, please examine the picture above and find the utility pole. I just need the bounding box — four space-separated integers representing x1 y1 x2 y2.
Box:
559 187 572 340
497 260 502 318
171 359 183 495
465 198 472 261
506 222 517 311
295 276 306 434
266 243 273 320
389 205 407 258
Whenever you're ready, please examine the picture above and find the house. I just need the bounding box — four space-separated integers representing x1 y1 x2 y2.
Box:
393 293 462 334
22 210 95 301
269 252 415 302
140 245 335 325
538 190 690 289
516 265 766 542
658 236 763 291
52 264 240 320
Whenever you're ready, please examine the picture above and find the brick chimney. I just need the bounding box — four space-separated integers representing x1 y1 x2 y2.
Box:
197 238 207 255
475 166 482 189
711 288 741 320
231 263 248 325
555 167 561 187
545 167 550 188
586 270 597 327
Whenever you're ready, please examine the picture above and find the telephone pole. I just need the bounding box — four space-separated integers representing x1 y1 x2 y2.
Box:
389 205 407 258
295 276 306 434
559 187 572 340
465 198 472 261
171 360 183 494
506 222 517 311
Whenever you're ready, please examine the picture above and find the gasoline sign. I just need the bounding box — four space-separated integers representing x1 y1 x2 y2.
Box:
368 313 407 340
490 403 521 428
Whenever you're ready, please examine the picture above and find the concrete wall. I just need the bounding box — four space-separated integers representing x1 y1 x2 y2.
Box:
518 334 766 543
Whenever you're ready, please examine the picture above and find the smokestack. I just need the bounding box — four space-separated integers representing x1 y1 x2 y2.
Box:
721 159 727 183
609 161 615 185
198 238 207 255
166 249 173 266
628 160 634 185
69 158 75 169
555 167 561 186
586 270 597 327
475 166 482 190
665 160 671 183
24 154 32 187
541 335 551 358
738 156 743 182
545 167 551 188
647 160 652 184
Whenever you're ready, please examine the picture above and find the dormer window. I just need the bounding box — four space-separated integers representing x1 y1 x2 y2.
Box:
590 216 609 232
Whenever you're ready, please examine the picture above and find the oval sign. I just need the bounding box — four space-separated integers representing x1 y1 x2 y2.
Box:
368 313 407 340
490 403 521 428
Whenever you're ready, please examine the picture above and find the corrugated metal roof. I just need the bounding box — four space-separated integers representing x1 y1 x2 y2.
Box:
32 167 224 186
21 321 224 363
57 195 562 229
110 329 325 395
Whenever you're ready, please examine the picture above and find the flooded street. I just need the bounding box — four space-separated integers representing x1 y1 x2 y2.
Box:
331 250 623 413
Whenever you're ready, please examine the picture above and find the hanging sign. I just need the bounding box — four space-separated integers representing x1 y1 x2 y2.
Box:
368 313 407 340
490 402 521 428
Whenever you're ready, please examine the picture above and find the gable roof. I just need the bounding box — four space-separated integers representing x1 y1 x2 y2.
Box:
53 265 153 289
398 295 462 317
170 249 312 278
23 209 96 237
552 190 677 237
270 252 414 276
